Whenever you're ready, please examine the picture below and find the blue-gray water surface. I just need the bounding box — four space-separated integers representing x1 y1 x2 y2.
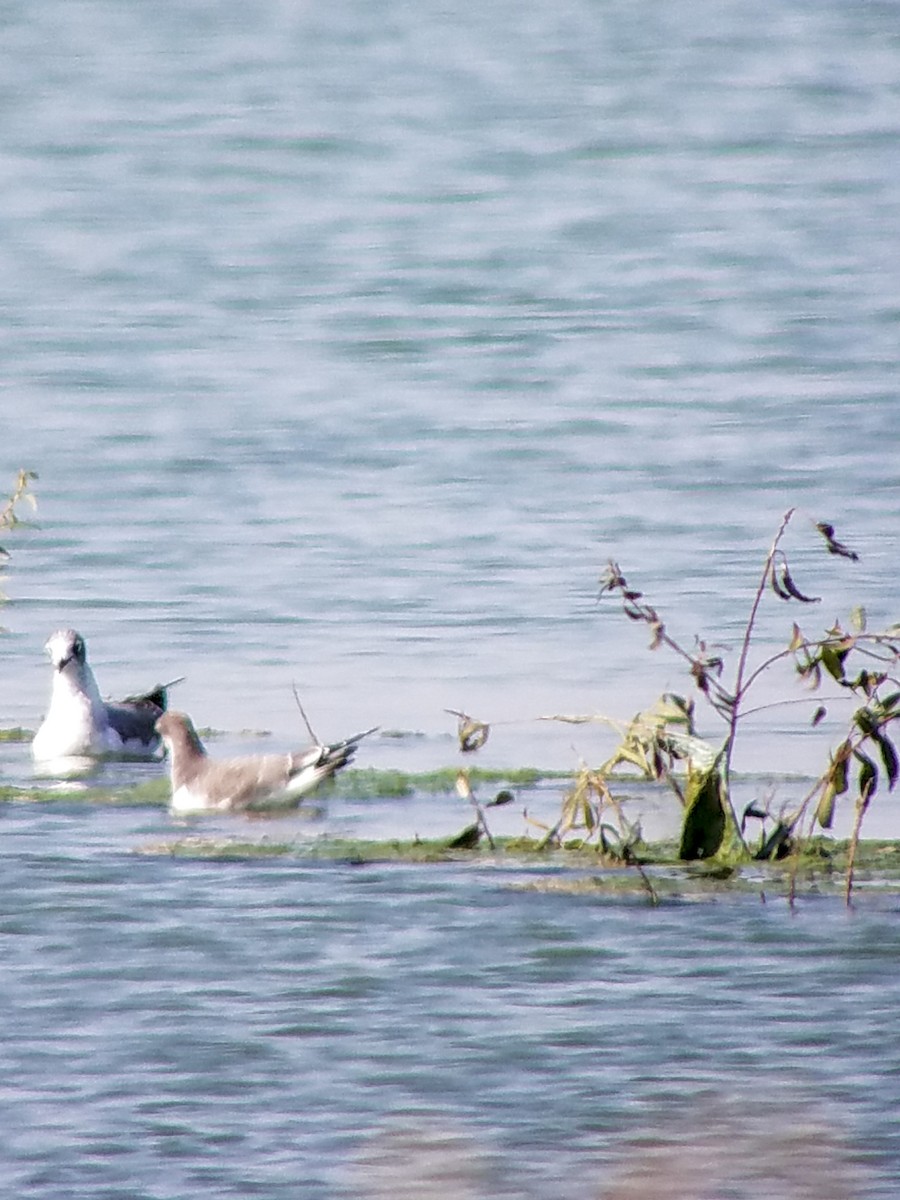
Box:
2 0 899 1194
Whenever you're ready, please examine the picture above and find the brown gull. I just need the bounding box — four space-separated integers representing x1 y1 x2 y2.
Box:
155 710 376 813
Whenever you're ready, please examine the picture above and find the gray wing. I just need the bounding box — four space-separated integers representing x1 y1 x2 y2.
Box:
104 699 165 747
106 678 180 748
197 756 295 808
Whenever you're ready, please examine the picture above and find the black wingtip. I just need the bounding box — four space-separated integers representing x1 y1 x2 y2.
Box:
348 726 380 747
122 676 185 712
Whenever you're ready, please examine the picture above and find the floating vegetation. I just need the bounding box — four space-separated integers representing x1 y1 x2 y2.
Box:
133 832 676 866
137 836 302 861
0 727 34 742
135 834 498 864
0 779 171 807
0 766 557 808
130 833 900 900
567 509 899 902
329 765 553 799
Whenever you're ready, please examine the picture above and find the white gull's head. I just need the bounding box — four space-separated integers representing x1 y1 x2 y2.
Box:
44 628 88 672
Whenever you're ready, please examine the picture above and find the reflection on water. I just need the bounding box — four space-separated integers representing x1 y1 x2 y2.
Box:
602 1100 864 1200
31 752 122 780
355 1120 496 1200
2 799 899 1199
355 1101 866 1200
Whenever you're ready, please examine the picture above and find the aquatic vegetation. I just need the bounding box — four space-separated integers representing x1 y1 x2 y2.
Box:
0 469 37 624
330 765 550 798
0 779 171 807
0 766 552 810
135 834 506 864
130 830 900 902
0 727 34 742
442 511 897 903
588 509 899 900
0 468 37 547
445 708 491 752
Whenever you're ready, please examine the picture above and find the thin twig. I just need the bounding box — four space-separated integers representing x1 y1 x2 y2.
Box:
845 784 875 908
622 846 660 905
740 632 899 700
291 682 321 746
727 508 795 770
456 771 496 850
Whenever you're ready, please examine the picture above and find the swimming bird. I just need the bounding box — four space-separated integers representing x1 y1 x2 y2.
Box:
32 628 175 764
155 710 377 813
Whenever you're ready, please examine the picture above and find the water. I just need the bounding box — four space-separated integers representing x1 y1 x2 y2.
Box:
1 0 899 1194
2 803 899 1199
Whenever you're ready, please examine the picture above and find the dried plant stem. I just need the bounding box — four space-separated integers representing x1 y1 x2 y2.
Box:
622 847 660 906
726 507 795 777
455 772 496 850
845 788 874 907
0 469 37 534
290 683 321 746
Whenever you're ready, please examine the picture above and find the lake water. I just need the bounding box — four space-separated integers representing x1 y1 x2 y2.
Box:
2 0 899 1194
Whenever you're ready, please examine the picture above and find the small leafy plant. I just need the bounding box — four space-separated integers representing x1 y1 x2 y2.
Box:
0 469 37 624
593 509 898 900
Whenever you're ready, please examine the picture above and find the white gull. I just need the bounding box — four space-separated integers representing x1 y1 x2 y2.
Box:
32 628 175 765
155 710 377 814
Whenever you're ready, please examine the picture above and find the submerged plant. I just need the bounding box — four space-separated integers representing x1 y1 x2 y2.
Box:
528 761 660 902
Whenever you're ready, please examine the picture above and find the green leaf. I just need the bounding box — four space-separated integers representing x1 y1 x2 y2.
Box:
678 763 729 861
830 750 850 796
821 645 846 683
816 783 836 829
446 823 482 849
874 734 899 790
850 670 885 698
854 751 878 803
854 708 878 737
581 797 597 832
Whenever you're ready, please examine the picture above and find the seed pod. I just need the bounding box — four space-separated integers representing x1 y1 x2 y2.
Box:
770 562 792 600
815 521 860 561
778 562 820 604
